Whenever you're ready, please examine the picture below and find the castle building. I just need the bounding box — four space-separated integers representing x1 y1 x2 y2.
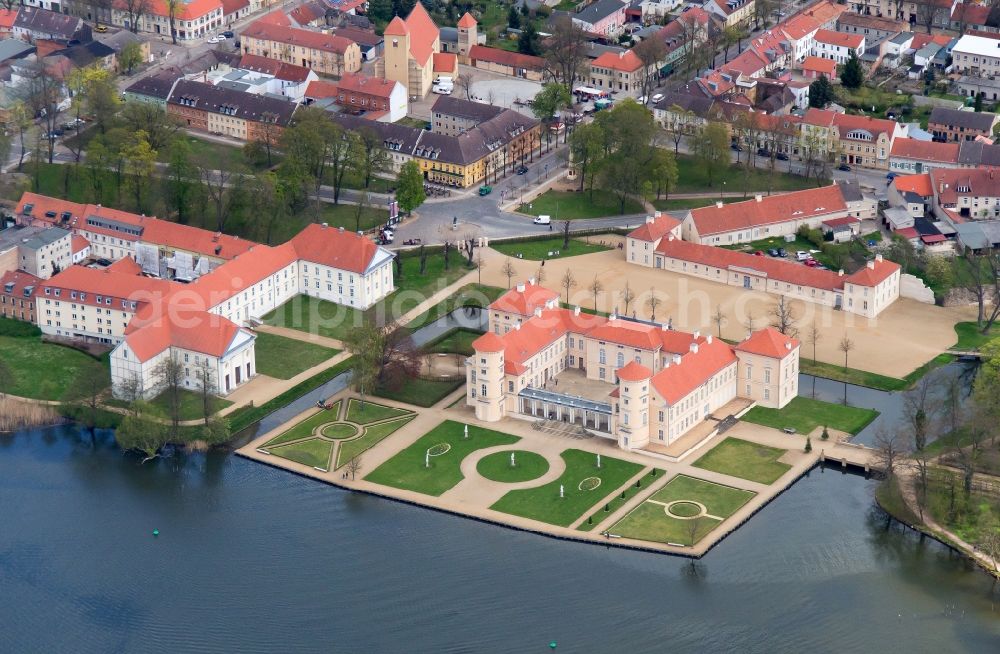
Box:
467 283 799 454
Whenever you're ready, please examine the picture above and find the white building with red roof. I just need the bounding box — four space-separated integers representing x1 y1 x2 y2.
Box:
241 15 362 76
317 72 408 122
681 185 850 245
811 28 864 64
111 0 223 41
626 213 682 267
468 284 800 453
13 192 394 400
589 49 647 98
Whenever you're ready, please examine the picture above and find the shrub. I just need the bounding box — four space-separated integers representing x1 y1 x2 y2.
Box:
821 426 829 441
805 436 813 453
0 318 42 338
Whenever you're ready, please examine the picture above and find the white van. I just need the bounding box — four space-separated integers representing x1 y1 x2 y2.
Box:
433 81 453 95
533 215 551 225
651 93 664 104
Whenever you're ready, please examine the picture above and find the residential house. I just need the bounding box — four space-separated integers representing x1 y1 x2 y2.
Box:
812 28 864 64
930 167 1000 221
241 16 361 77
703 0 755 29
331 26 383 61
13 6 91 45
835 12 905 47
111 0 223 41
166 79 297 142
0 270 40 322
801 55 837 79
233 53 318 101
568 0 630 37
431 95 503 137
803 108 903 169
889 137 961 173
589 49 646 97
956 75 1000 102
123 66 183 106
468 45 546 81
625 213 682 268
0 9 18 39
887 173 933 220
222 0 253 27
951 33 1000 76
95 29 151 73
927 107 999 143
317 72 408 122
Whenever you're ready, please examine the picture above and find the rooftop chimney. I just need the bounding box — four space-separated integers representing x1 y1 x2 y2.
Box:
515 322 521 330
610 311 617 321
716 201 724 208
338 226 344 232
534 307 543 318
755 194 762 202
646 216 655 224
654 210 661 219
867 259 875 270
693 330 700 339
706 334 713 344
321 222 328 228
574 306 581 316
672 354 682 365
875 253 883 262
786 341 792 350
528 277 535 285
516 282 526 293
689 342 699 354
838 269 844 276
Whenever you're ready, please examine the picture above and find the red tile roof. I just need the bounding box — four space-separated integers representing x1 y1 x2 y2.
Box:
125 309 244 363
238 53 312 82
616 360 652 381
892 173 934 198
801 56 837 75
242 19 356 54
186 242 299 305
115 0 221 20
930 167 1000 204
587 319 697 354
254 9 291 25
822 216 860 228
813 28 863 49
432 52 457 73
0 8 18 29
896 227 919 239
41 265 173 314
458 12 477 28
391 2 439 66
0 269 41 299
803 107 837 128
334 72 399 99
468 45 545 70
890 138 960 164
688 185 847 237
305 79 339 99
735 327 798 359
593 50 643 73
106 256 143 276
627 214 681 242
472 331 504 353
655 236 844 290
650 337 736 405
288 223 381 274
490 282 559 317
844 256 900 287
832 112 898 139
910 33 952 50
71 234 89 254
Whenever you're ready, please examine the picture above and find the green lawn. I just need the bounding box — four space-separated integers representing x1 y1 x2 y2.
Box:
611 475 755 545
0 333 109 401
489 449 645 527
336 415 414 468
652 197 742 212
374 378 464 408
674 153 825 194
147 389 232 422
321 423 359 439
799 354 953 392
721 233 815 255
253 331 339 380
365 420 519 496
346 398 413 424
270 438 334 469
163 135 270 171
263 401 342 447
518 190 644 219
491 236 612 261
426 328 482 356
476 450 550 483
953 322 1000 351
692 438 792 485
742 396 878 435
262 252 473 340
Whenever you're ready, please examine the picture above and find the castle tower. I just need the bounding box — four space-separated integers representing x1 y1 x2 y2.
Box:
614 361 652 451
383 16 411 93
457 12 477 65
469 331 506 422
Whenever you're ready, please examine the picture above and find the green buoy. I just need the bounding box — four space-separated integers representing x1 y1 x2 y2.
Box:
152 529 159 537
549 642 557 650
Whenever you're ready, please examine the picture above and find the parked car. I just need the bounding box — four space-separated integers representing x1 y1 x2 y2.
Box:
208 36 220 43
516 165 529 175
837 163 851 171
804 258 819 268
767 248 780 257
730 143 743 151
757 148 770 157
533 215 551 225
222 30 234 38
795 250 810 261
651 93 664 104
94 25 108 33
478 185 492 196
777 247 787 258
776 152 789 161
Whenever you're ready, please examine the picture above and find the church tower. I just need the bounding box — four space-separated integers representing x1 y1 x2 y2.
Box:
383 16 411 92
457 12 477 65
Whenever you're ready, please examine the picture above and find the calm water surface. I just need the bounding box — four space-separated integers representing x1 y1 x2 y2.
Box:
2 422 999 653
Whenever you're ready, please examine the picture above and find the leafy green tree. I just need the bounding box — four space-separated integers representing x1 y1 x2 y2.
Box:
532 83 572 148
974 91 984 112
692 121 730 187
120 101 180 150
119 40 144 75
649 148 678 200
594 100 658 213
116 401 170 461
396 160 426 214
122 130 157 213
167 138 197 224
840 51 863 89
809 74 835 108
518 22 541 56
508 5 521 29
570 121 605 195
368 0 393 23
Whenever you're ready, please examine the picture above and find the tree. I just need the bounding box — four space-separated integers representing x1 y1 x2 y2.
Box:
560 220 572 249
166 0 180 44
9 101 31 172
344 321 422 399
122 130 157 213
648 147 678 200
121 0 151 33
560 269 577 303
664 105 696 154
200 166 244 232
194 359 218 426
633 37 667 103
355 126 388 190
120 101 181 150
595 100 658 213
166 139 197 224
119 40 144 75
871 426 909 480
692 122 729 187
838 336 854 370
914 0 945 33
712 304 726 337
619 282 635 316
532 83 572 149
345 454 363 481
534 264 545 285
770 295 798 338
840 51 864 89
63 364 108 434
809 75 835 108
455 72 473 101
743 310 756 333
806 324 821 363
804 436 812 453
569 122 604 195
589 275 603 311
646 287 661 321
498 258 516 289
903 377 933 450
14 59 63 164
396 161 426 214
507 5 521 29
545 14 588 90
116 401 170 462
154 354 184 438
518 22 541 56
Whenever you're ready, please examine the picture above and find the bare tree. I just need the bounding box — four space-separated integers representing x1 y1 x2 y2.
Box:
619 282 635 316
560 269 577 303
534 265 545 285
686 516 704 547
195 358 218 427
712 304 725 337
633 37 667 104
743 310 756 333
200 167 243 232
345 454 363 481
154 354 184 438
871 426 909 479
903 377 933 450
838 336 854 370
455 72 474 101
769 296 798 338
978 518 1000 575
121 0 151 33
14 60 63 164
589 275 603 311
805 324 821 363
115 373 143 411
646 287 662 322
544 15 589 90
938 373 963 435
911 448 932 520
561 220 572 249
501 258 516 289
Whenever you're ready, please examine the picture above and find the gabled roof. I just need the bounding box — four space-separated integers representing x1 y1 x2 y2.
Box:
801 56 837 75
242 18 356 54
930 167 1000 204
168 79 297 126
490 281 559 316
627 214 680 242
334 72 400 99
472 331 504 353
688 185 847 236
0 9 17 30
238 53 313 82
890 138 960 164
468 45 545 71
330 26 383 48
396 1 439 66
844 256 900 287
650 336 736 405
457 12 477 28
13 6 85 40
433 51 457 73
573 0 628 25
592 49 643 73
288 223 384 274
432 94 503 122
71 234 89 254
0 269 41 300
813 28 863 49
125 310 245 363
735 327 798 359
928 106 998 132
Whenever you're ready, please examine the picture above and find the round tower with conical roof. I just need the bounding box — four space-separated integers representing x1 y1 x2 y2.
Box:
469 331 505 422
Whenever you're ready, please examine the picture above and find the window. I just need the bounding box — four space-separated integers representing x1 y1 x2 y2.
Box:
480 384 487 396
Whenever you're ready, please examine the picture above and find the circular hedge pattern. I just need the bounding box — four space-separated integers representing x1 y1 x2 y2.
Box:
578 476 602 491
321 423 359 440
665 501 705 519
427 442 452 457
476 450 549 483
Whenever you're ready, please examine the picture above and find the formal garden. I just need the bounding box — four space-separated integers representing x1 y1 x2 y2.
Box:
692 437 792 485
610 475 756 546
260 399 415 471
742 396 878 436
